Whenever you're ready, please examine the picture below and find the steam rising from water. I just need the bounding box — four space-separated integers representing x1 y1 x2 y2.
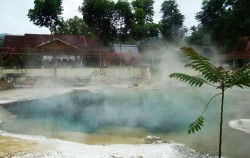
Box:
1 88 214 134
1 86 250 157
151 45 223 87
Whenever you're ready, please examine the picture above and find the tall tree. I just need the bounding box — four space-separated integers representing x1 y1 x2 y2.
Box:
195 0 250 51
28 0 63 77
223 0 250 50
130 8 146 40
159 0 185 43
27 0 63 34
131 0 154 23
79 0 116 46
195 0 227 49
229 0 250 36
144 23 159 38
113 0 133 43
130 0 158 41
186 25 209 46
57 16 90 35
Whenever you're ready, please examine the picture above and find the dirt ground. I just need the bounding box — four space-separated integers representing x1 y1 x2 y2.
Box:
0 135 47 157
0 80 12 90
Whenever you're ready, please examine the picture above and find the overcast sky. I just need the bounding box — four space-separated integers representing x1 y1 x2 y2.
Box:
0 0 202 35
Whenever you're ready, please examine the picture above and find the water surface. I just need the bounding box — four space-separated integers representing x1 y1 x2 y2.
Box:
0 87 249 158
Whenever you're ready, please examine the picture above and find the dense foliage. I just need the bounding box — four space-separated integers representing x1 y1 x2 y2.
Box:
78 0 161 45
187 0 250 51
131 0 155 23
113 0 134 43
130 0 159 41
25 0 250 51
159 0 185 43
56 16 90 35
27 0 63 34
79 0 116 45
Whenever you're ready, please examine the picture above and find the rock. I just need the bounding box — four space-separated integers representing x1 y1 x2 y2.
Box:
0 152 5 157
144 135 164 144
173 144 217 158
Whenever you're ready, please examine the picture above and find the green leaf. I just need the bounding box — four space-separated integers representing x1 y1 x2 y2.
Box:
169 73 205 87
225 65 250 89
181 47 223 84
188 116 204 134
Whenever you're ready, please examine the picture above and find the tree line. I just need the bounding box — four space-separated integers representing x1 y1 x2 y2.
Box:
27 0 250 52
187 0 250 52
28 0 186 46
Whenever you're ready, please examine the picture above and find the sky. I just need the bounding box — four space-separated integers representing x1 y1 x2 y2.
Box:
0 0 202 35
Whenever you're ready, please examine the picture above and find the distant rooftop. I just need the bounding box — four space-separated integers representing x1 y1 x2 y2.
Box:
3 34 99 50
113 44 139 55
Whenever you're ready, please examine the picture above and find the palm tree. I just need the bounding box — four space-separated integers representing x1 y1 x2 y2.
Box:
169 47 250 158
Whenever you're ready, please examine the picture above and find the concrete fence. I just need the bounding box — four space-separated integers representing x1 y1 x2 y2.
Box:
0 67 148 80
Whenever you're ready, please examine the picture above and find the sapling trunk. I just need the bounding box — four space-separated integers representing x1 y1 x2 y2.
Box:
219 87 225 158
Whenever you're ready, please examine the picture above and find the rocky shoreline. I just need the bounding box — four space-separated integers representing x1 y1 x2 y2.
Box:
0 131 217 158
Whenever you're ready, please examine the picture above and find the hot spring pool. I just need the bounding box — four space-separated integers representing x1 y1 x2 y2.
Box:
0 87 250 157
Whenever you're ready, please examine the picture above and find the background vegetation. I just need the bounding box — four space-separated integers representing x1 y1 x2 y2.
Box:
2 0 249 67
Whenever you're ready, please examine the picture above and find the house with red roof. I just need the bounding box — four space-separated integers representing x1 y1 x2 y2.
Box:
223 37 250 67
0 34 101 67
0 34 141 68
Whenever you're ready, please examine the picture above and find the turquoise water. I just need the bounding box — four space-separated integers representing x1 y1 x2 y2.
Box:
0 87 250 157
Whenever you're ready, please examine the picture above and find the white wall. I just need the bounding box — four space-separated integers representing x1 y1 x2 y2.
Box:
0 67 146 80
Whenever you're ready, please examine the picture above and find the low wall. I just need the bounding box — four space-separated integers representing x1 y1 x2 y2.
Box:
0 67 147 80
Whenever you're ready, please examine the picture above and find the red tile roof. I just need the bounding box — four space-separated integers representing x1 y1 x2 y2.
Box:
3 35 24 49
2 34 100 55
